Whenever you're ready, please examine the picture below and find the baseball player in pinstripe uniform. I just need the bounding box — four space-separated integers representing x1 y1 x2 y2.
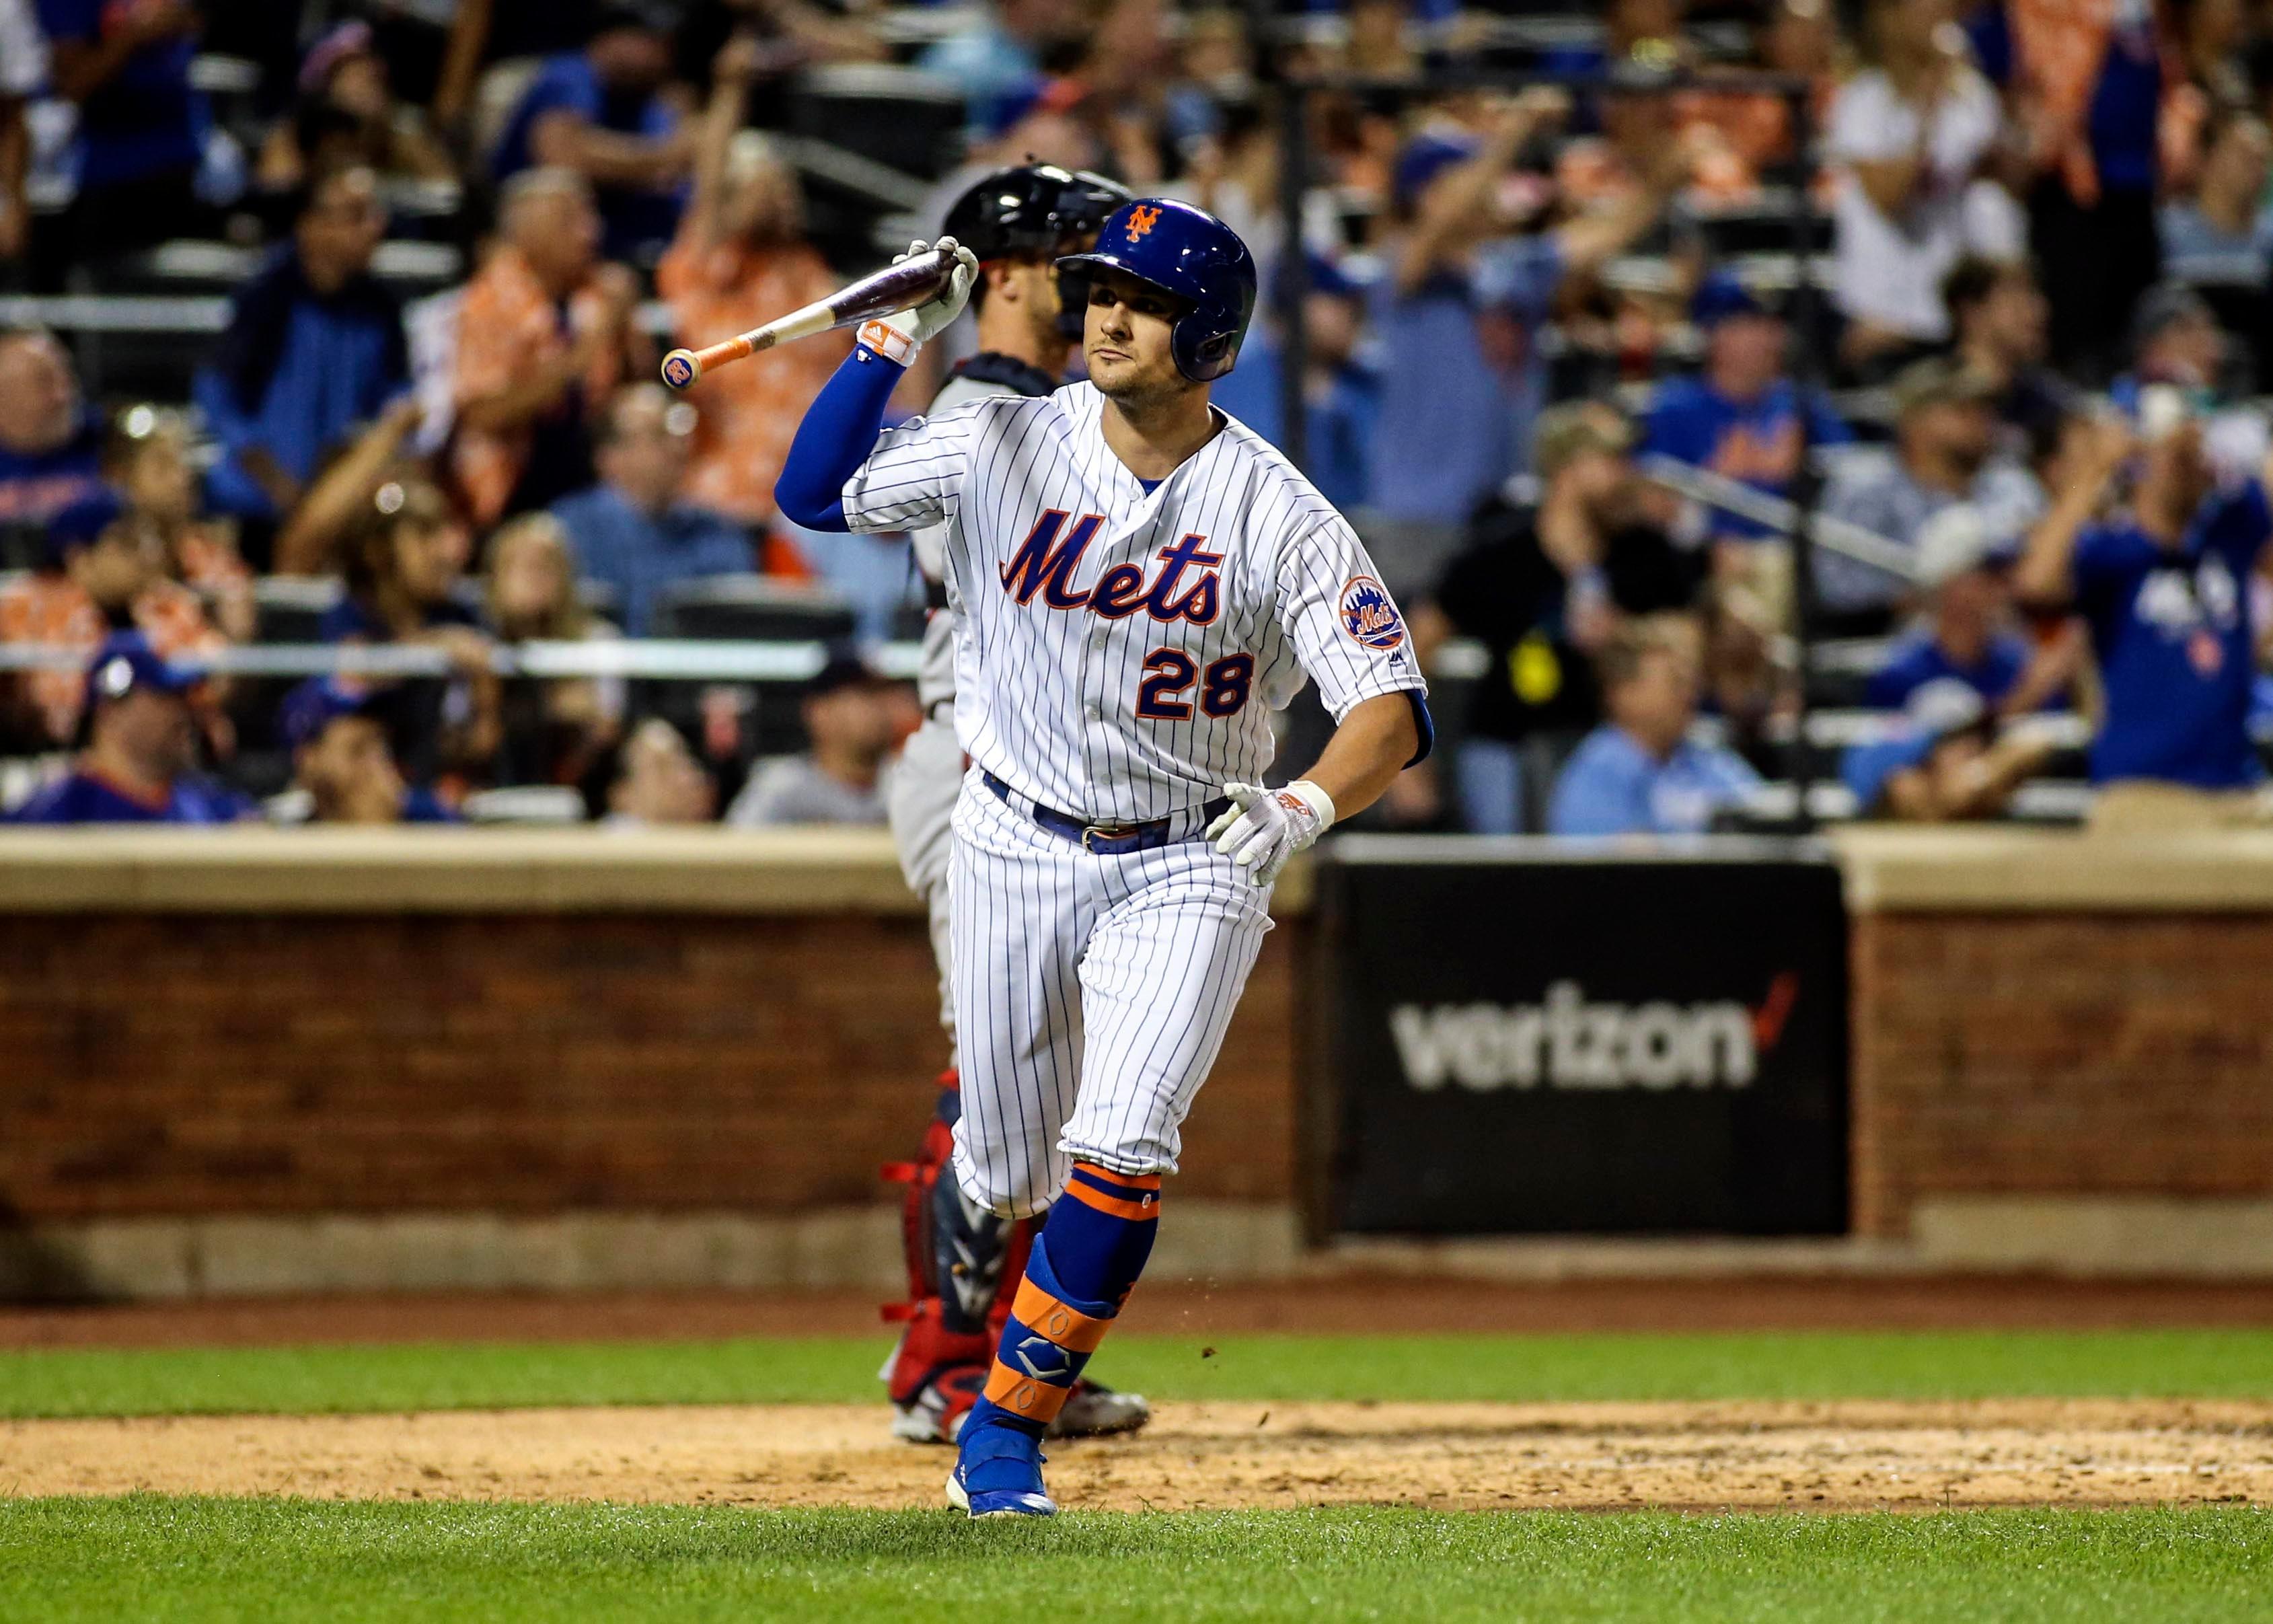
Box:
777 198 1431 1517
878 163 1152 1448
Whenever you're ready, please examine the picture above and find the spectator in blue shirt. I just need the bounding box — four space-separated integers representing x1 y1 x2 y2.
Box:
1549 614 1762 836
1842 675 2059 821
920 0 1082 138
2013 405 2272 814
1865 503 2074 713
0 329 106 525
492 2 692 262
1366 93 1679 600
1817 357 2045 626
1641 271 1850 544
278 677 457 824
1209 256 1377 513
31 0 209 289
552 383 753 636
7 633 250 824
2159 110 2273 289
194 165 409 530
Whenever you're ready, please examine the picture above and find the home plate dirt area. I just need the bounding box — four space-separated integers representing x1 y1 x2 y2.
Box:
6 1399 2268 1512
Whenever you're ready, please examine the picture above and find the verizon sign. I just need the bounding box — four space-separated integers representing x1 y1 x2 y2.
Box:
1391 974 1799 1093
1308 844 1847 1235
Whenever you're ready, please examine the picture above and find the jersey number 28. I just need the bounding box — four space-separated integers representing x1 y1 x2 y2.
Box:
1136 650 1254 720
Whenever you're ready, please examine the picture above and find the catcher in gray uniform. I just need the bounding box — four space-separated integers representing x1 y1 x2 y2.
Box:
874 163 1152 1445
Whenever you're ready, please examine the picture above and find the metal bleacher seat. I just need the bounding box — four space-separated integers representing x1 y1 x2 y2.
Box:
253 576 346 646
787 65 967 183
0 524 46 574
648 575 856 644
231 577 350 766
98 239 465 302
577 579 624 625
1686 190 1834 260
1805 636 1891 711
644 575 858 758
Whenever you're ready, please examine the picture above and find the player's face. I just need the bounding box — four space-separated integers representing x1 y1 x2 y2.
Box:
1084 269 1191 401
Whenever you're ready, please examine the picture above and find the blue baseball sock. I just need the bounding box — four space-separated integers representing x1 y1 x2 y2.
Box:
974 1163 1159 1436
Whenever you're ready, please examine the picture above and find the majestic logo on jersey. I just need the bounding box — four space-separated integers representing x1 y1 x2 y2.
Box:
1339 575 1405 651
1000 510 1221 625
1123 205 1162 242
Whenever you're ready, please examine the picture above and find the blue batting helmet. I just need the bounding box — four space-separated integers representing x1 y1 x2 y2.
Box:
1057 198 1257 383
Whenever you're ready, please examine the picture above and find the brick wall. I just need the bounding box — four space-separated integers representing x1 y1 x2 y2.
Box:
0 915 1298 1222
1849 912 2273 1237
22 895 2268 1247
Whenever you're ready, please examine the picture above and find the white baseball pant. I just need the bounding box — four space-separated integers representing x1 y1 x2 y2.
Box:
947 768 1273 1219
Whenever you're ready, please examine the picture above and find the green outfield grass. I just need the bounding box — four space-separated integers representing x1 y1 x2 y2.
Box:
1 1327 2268 1417
1 1498 2266 1623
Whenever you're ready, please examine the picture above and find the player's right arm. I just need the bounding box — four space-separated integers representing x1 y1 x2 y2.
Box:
772 239 978 533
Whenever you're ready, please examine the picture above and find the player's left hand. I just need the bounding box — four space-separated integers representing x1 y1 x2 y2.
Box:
1206 780 1336 885
858 237 980 363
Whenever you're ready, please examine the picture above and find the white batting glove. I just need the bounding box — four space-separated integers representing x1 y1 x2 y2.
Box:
856 237 979 365
1206 780 1335 885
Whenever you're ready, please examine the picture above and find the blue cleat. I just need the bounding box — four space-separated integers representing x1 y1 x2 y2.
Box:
945 1398 1057 1518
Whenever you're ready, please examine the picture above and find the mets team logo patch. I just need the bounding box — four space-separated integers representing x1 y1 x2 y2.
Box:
1124 205 1162 242
1339 575 1405 651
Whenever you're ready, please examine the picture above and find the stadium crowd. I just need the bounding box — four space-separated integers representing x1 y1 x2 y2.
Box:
2 0 2273 834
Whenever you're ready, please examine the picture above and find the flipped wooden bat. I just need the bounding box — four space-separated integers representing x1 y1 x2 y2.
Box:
660 248 957 389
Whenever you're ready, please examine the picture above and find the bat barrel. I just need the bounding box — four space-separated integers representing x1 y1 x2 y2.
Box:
661 246 958 390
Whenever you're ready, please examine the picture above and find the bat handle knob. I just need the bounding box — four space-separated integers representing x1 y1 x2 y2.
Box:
661 349 702 390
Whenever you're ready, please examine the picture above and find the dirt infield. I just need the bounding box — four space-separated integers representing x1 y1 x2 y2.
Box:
5 1399 2267 1512
9 1276 2273 1350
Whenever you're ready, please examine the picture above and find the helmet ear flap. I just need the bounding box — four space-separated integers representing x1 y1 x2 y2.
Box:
1176 325 1239 383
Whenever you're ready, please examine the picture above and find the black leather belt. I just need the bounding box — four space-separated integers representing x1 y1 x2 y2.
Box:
982 770 1230 856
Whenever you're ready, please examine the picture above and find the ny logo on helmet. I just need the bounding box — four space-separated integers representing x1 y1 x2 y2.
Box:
1124 205 1162 242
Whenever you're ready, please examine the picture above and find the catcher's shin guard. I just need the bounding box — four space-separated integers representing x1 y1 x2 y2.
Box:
879 1070 1017 1409
883 1099 1152 1444
881 1069 962 1309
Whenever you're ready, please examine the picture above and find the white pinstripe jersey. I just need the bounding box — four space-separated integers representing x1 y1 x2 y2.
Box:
907 369 1019 712
842 379 1425 823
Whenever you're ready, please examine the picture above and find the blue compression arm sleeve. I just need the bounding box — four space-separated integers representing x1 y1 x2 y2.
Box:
771 346 907 533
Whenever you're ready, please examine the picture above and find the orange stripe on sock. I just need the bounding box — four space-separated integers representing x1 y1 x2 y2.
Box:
985 1359 1072 1424
1064 1180 1159 1222
1011 1277 1113 1352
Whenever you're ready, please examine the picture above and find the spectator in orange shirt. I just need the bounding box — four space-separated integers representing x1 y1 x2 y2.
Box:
451 167 646 526
107 408 256 643
0 490 229 749
656 34 846 529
